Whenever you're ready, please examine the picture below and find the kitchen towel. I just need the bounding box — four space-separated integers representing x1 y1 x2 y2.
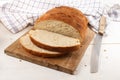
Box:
0 0 103 33
104 4 120 22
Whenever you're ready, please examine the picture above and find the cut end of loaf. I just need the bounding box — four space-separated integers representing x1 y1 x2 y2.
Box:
34 20 82 41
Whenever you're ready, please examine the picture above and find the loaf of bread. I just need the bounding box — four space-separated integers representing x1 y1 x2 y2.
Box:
34 6 88 42
29 30 80 52
19 6 88 58
20 34 65 57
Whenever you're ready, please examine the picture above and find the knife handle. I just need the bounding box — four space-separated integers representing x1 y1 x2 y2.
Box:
98 16 106 35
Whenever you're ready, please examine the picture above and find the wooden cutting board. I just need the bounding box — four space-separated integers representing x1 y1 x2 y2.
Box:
4 27 95 74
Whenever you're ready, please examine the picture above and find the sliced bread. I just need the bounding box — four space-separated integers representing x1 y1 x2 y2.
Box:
29 30 80 52
19 34 65 57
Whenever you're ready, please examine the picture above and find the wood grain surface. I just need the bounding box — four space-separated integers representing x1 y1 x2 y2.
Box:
4 27 95 74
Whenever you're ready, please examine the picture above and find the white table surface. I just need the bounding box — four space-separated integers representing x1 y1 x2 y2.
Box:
0 0 120 80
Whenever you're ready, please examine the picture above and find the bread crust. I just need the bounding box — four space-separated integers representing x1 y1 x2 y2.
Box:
35 6 88 41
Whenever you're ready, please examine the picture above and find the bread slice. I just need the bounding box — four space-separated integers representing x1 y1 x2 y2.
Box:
29 30 80 52
34 6 88 42
19 34 65 57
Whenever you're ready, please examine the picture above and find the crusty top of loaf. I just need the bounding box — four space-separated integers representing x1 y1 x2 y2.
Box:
35 6 88 27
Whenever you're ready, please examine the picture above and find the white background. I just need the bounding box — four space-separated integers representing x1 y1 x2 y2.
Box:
0 0 120 80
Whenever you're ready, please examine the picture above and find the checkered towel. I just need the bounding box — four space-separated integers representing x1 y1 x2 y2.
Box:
0 0 103 33
104 4 120 22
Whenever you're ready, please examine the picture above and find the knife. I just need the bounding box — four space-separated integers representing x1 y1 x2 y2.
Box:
90 16 106 73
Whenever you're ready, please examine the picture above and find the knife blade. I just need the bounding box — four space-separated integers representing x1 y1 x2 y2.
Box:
90 16 106 73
